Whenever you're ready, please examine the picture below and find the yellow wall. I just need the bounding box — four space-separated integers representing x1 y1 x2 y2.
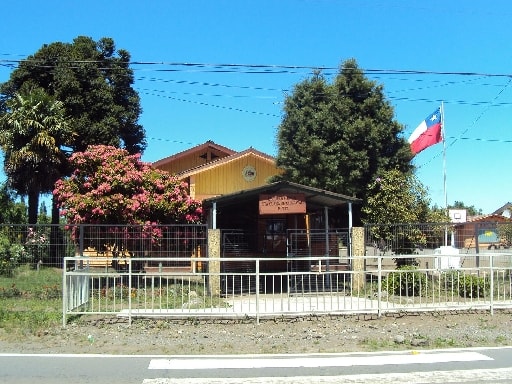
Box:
191 154 282 200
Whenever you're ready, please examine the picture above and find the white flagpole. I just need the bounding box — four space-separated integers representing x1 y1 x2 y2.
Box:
441 101 448 246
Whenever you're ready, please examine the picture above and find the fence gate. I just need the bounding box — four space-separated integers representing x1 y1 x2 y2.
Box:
221 230 256 294
287 229 350 293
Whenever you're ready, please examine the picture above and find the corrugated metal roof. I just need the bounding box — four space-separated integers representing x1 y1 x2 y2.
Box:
177 148 276 178
202 180 361 208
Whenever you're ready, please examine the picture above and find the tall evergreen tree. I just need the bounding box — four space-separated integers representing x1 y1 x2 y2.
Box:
274 59 413 201
0 36 146 154
0 36 146 225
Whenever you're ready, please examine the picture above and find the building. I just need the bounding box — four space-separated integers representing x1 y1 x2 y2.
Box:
453 214 512 250
152 141 362 293
152 140 361 240
493 202 512 219
152 140 282 201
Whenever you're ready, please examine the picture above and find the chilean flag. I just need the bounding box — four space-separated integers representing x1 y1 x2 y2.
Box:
408 107 443 155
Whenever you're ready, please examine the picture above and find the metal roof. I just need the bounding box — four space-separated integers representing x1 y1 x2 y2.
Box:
202 181 361 209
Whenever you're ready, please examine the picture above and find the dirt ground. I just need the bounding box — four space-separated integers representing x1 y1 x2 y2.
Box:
1 310 512 355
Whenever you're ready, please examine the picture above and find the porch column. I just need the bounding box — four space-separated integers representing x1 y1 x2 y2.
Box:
324 206 330 287
207 228 221 296
348 202 353 230
348 202 353 257
212 201 217 229
351 226 365 291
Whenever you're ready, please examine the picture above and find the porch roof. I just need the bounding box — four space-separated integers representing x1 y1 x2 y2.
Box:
202 181 362 209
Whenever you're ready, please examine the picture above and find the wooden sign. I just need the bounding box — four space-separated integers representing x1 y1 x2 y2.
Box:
259 193 306 215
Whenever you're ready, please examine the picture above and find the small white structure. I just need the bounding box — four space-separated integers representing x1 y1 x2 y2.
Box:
449 209 467 223
434 245 461 270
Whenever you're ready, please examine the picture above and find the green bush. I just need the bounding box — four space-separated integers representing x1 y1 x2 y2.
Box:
382 265 427 296
0 234 30 276
441 271 489 298
457 273 489 298
0 284 22 298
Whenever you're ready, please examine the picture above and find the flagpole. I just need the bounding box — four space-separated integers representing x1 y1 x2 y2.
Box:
441 101 448 246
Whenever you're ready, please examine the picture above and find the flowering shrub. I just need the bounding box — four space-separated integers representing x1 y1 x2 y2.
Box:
0 234 30 276
52 145 204 262
25 227 50 263
53 145 203 235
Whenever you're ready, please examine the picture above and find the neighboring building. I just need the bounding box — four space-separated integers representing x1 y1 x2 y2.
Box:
453 214 512 250
493 202 512 218
152 140 283 201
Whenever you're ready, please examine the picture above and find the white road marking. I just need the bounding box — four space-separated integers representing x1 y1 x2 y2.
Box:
141 367 512 384
148 351 492 370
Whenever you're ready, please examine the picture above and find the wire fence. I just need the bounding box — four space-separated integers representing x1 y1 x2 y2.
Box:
0 223 207 276
364 221 512 256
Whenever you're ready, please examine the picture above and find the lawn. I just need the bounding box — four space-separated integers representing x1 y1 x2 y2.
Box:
0 265 63 334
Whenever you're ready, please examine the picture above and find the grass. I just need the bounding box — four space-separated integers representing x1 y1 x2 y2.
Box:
0 264 63 335
0 264 229 334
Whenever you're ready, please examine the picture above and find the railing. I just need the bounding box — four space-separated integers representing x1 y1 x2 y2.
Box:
63 251 512 326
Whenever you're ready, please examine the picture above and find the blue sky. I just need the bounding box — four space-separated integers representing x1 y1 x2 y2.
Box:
1 0 512 214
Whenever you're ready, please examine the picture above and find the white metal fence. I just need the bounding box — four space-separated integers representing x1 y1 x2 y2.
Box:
63 251 512 326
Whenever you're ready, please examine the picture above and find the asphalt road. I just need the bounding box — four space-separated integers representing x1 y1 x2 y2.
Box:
1 347 512 383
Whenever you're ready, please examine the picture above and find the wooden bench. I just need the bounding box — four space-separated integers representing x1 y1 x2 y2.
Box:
80 246 130 268
144 266 192 274
310 263 350 273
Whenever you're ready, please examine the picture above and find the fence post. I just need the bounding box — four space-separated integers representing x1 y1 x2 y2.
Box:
128 258 132 326
62 258 67 328
490 254 494 315
207 229 221 296
351 227 365 291
377 255 382 318
256 259 260 325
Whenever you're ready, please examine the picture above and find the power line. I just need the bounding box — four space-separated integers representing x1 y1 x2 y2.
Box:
137 76 288 93
3 56 512 149
3 57 512 78
138 90 281 118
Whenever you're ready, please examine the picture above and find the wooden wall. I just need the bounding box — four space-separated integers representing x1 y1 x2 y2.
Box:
192 154 283 200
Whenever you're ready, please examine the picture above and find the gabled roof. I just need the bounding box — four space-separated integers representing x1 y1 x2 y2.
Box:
152 140 236 169
492 202 512 216
177 147 277 178
202 180 362 209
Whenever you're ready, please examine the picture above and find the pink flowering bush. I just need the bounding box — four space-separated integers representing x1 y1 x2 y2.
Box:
53 145 203 245
25 227 50 263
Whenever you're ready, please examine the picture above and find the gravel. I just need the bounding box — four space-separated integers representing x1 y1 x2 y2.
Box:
1 309 512 355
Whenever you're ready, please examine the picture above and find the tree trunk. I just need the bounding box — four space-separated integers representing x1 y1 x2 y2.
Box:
27 189 39 225
51 195 60 225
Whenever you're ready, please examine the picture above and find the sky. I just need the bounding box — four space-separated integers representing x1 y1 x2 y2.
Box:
1 0 512 214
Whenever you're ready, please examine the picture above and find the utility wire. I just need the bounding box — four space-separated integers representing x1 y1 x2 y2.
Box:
3 56 512 150
3 57 512 78
417 78 512 168
138 90 281 118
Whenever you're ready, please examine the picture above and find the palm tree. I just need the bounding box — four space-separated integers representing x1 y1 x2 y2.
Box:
0 87 72 224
